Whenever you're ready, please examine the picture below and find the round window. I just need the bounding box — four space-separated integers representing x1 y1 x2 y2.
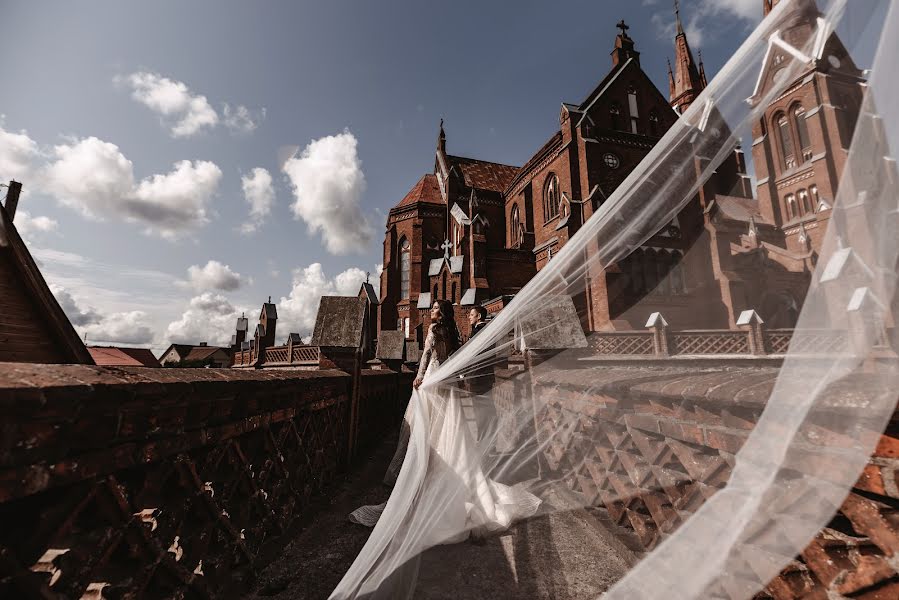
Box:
603 153 620 169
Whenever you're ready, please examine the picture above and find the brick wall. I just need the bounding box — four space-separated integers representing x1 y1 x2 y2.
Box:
0 362 411 599
526 356 899 598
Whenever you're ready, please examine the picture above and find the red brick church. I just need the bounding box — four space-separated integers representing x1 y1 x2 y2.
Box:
378 0 864 343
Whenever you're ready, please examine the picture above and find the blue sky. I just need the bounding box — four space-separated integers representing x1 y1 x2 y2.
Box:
0 0 763 352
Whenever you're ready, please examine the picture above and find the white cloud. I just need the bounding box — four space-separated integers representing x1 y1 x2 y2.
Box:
165 292 246 346
84 311 155 345
42 136 221 239
187 260 243 291
282 130 373 255
122 71 219 137
50 284 100 326
129 159 221 238
240 167 275 234
700 0 761 22
50 283 153 345
43 137 135 216
224 104 266 134
14 211 59 241
277 263 367 337
0 119 41 182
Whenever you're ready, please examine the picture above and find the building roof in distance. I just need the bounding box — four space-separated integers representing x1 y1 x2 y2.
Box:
0 188 93 365
88 346 161 367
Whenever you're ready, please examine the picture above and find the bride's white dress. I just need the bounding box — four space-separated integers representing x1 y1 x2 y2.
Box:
334 326 541 599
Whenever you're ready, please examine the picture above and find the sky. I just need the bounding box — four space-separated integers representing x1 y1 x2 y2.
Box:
0 0 766 353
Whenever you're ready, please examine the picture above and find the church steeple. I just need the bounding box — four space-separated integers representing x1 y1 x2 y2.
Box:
669 0 705 114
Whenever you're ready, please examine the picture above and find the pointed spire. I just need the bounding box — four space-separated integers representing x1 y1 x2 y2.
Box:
437 118 446 154
669 0 705 113
674 0 684 35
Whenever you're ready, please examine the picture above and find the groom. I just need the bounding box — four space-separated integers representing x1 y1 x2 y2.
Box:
464 305 496 443
467 305 488 340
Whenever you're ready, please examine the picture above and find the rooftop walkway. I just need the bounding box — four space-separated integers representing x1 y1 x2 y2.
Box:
246 436 639 600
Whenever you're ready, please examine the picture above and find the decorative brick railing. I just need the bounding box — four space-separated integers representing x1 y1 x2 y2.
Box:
587 323 850 358
0 362 410 599
526 356 899 598
232 345 322 369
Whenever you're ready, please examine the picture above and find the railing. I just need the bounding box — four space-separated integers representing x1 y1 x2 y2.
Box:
232 345 322 368
0 362 410 599
586 322 850 359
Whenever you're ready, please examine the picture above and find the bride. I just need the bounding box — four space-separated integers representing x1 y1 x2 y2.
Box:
332 299 541 599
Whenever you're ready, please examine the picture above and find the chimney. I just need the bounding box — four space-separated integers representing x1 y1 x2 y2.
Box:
4 181 22 221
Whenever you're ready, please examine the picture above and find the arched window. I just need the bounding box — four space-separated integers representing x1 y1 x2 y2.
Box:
451 282 457 303
793 105 812 161
399 238 411 299
510 204 521 247
798 189 812 215
433 283 438 300
810 185 819 210
610 103 622 130
543 175 561 222
441 271 447 301
777 113 796 170
649 111 660 136
627 86 639 134
785 193 796 220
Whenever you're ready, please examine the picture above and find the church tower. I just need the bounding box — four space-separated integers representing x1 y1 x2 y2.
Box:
749 0 864 256
669 0 706 114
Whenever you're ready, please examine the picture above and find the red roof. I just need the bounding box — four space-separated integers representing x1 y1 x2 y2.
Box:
447 155 519 194
183 346 229 362
395 174 444 208
88 346 161 367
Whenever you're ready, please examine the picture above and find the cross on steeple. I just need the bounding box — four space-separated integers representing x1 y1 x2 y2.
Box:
365 271 370 284
441 238 452 259
616 20 629 37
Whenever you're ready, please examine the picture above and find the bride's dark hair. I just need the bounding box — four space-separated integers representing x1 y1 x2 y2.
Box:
433 299 462 354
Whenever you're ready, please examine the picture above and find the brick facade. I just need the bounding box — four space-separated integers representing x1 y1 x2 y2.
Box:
378 1 864 340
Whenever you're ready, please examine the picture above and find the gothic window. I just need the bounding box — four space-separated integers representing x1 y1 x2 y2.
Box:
442 271 447 300
799 189 812 215
785 193 796 220
399 238 411 300
510 204 521 247
452 282 457 303
776 113 796 170
793 106 812 162
649 111 660 136
627 87 639 134
610 102 622 130
543 174 561 222
433 283 438 299
810 185 820 210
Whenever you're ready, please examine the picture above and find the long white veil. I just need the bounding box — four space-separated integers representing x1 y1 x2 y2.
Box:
332 1 899 597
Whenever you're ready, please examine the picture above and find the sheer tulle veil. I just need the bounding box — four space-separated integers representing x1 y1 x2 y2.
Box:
331 1 899 597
